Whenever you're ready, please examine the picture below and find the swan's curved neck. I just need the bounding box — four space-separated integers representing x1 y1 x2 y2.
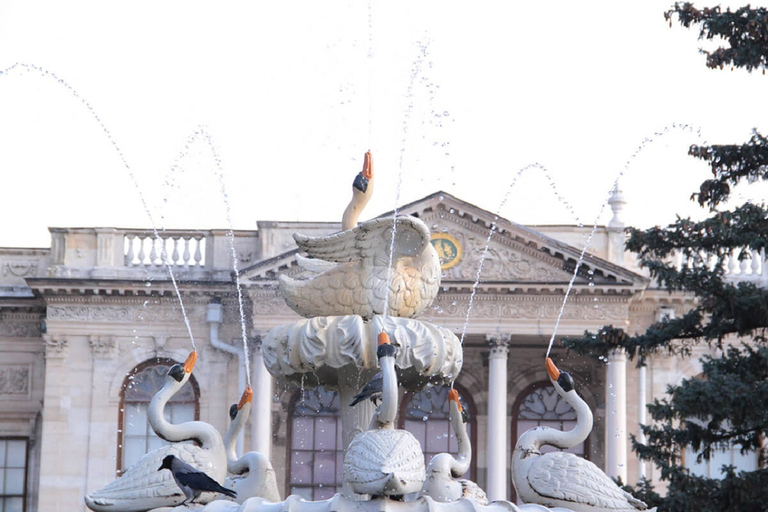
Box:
148 376 221 448
516 389 592 453
341 178 373 231
370 355 397 429
224 403 251 464
449 400 471 477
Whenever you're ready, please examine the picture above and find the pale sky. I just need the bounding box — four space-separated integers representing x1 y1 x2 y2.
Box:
2 0 767 249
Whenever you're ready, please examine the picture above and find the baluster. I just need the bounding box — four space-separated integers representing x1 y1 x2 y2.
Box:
183 237 191 266
728 249 739 276
194 236 203 266
149 237 158 266
137 236 147 266
750 249 760 276
739 249 749 275
172 237 181 266
124 235 135 266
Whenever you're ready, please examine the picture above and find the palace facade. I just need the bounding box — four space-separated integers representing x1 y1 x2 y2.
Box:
1 190 764 511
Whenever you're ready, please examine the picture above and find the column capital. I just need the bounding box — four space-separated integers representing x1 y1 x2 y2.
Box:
486 334 511 356
607 348 628 362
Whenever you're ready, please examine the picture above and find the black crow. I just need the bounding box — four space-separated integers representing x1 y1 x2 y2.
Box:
158 454 236 505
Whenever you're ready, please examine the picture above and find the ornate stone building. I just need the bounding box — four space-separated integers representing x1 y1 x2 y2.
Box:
0 191 763 511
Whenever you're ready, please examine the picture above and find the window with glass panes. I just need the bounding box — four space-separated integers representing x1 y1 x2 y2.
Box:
288 387 343 500
683 420 759 478
0 438 27 512
118 360 198 474
402 385 475 479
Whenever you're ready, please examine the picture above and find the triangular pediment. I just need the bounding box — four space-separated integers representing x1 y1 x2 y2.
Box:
241 191 648 294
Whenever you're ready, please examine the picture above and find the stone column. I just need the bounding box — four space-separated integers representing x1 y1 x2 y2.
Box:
606 349 628 481
486 334 510 501
637 363 647 480
251 337 273 457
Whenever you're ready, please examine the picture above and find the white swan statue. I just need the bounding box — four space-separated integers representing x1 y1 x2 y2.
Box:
343 333 425 496
85 351 228 512
419 389 487 504
223 387 281 503
511 358 653 512
279 151 441 320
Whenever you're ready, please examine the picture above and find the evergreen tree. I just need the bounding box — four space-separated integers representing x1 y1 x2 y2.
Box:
564 4 768 511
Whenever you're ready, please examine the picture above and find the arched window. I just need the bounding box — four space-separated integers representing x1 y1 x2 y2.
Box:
287 387 343 500
117 359 199 474
400 384 476 479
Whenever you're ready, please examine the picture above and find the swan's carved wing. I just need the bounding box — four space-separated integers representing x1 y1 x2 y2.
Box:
293 216 431 265
528 452 647 510
85 443 217 512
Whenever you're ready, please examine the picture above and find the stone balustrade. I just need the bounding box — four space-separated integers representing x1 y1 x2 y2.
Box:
44 227 260 281
671 247 767 284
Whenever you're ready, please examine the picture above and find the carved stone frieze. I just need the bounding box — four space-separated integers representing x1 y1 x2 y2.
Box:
0 365 30 397
423 295 629 322
3 262 38 278
46 304 190 323
0 317 42 337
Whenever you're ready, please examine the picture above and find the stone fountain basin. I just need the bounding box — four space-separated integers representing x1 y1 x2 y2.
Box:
262 315 462 390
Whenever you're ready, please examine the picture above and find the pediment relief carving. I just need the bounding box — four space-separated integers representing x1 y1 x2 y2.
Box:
421 211 574 283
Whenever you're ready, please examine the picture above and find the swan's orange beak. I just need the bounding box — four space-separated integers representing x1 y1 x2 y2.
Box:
238 387 253 409
362 151 373 179
546 357 560 381
378 331 390 345
448 388 462 412
184 351 198 373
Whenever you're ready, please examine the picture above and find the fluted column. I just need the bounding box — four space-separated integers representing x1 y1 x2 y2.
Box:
486 334 510 501
606 349 628 481
251 337 273 457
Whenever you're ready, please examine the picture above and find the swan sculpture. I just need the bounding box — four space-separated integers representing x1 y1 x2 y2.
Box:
223 387 281 503
343 333 425 496
85 351 228 512
280 215 441 320
511 358 652 512
279 150 441 320
419 389 487 504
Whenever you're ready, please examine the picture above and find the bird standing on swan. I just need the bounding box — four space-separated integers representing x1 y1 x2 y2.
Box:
511 358 652 512
85 351 228 512
222 387 281 503
279 151 441 320
343 333 425 496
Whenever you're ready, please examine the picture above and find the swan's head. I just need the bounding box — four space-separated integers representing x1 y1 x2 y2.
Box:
377 331 397 359
448 389 469 424
167 351 198 383
353 152 373 194
229 387 253 421
545 357 575 394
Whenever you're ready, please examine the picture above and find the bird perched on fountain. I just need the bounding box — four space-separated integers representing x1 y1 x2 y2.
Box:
279 151 441 320
343 332 425 497
158 454 237 506
349 371 383 407
511 358 653 512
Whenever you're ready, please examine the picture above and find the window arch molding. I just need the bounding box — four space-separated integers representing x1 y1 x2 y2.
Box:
116 357 200 474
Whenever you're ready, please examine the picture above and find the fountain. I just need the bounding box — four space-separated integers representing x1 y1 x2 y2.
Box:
82 152 653 512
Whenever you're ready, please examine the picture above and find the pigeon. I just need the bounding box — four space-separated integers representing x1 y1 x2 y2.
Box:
158 454 237 505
